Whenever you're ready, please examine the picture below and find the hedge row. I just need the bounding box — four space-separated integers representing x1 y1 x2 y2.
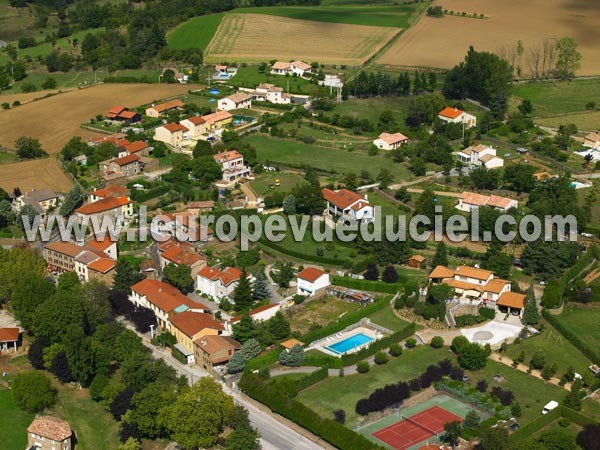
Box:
542 310 600 363
258 238 351 266
510 405 599 442
332 276 403 294
509 406 560 441
239 372 385 450
340 323 417 366
293 367 329 391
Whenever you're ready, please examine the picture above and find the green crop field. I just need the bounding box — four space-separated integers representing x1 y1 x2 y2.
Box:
244 135 410 180
167 13 224 50
511 79 600 117
231 3 426 28
297 345 452 426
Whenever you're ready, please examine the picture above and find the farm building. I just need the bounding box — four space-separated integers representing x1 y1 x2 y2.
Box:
438 107 477 128
322 188 374 222
456 191 517 213
145 99 185 118
154 123 189 147
218 92 252 111
373 132 409 150
106 105 141 123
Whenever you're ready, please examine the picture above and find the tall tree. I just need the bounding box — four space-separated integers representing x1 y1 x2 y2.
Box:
233 270 254 311
113 258 144 294
432 242 448 267
11 371 57 412
59 185 85 216
554 37 582 80
233 314 257 344
252 270 270 300
163 263 194 294
522 287 540 325
159 377 235 450
364 263 379 281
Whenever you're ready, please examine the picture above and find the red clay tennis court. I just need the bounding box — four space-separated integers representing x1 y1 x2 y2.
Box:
372 405 463 450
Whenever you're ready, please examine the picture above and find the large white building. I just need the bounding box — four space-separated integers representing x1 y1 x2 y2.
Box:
454 144 504 169
217 93 252 111
196 266 243 301
297 267 330 296
322 188 374 222
438 107 477 128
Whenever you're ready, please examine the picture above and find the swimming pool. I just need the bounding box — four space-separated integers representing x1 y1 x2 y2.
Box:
327 333 373 354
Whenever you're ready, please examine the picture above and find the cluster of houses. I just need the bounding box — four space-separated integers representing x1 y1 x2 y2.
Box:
428 264 527 317
454 144 504 169
154 110 234 147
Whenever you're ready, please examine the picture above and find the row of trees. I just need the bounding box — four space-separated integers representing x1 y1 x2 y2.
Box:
344 70 437 98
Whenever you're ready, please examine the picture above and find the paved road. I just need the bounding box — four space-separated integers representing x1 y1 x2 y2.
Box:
126 322 324 450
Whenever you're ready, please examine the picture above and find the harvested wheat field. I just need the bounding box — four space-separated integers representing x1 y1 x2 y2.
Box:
0 158 73 193
379 0 600 76
0 83 191 153
205 13 398 65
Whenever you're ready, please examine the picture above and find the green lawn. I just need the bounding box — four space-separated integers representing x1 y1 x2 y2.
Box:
250 172 305 196
288 295 363 335
49 384 121 450
466 360 567 425
325 96 413 127
504 320 592 376
367 305 411 331
297 345 452 425
167 13 224 50
511 79 600 117
231 3 426 28
0 388 34 450
245 135 410 181
553 304 600 353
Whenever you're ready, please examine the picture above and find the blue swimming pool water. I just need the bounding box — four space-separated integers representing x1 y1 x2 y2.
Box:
327 333 373 354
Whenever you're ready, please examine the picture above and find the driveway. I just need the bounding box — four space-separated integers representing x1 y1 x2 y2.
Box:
461 316 523 348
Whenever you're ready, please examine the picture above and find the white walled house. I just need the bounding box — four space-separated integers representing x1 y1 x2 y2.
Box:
231 303 281 325
196 266 243 300
180 116 207 138
322 188 374 222
438 107 477 128
373 132 409 150
213 150 251 182
297 267 330 296
217 93 252 111
454 144 503 169
456 191 518 213
271 60 312 77
154 123 189 147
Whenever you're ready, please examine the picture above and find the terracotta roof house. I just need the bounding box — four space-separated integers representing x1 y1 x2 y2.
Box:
180 115 208 138
89 184 128 202
213 150 250 182
43 241 116 284
322 188 374 222
457 191 517 213
187 200 215 214
27 416 72 450
202 110 233 131
429 264 512 305
0 327 20 352
118 140 149 157
159 241 207 277
129 279 209 329
98 154 146 181
145 99 185 118
196 266 243 300
194 335 241 370
170 310 226 360
454 144 504 169
271 60 312 76
438 106 477 128
373 132 409 150
154 123 189 147
297 267 330 296
218 92 252 111
497 291 527 316
75 195 134 224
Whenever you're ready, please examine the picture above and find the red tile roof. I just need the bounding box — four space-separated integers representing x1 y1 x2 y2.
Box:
497 291 526 309
87 235 117 252
119 110 138 120
0 327 19 342
231 303 279 323
454 265 493 281
213 150 243 164
113 154 140 166
75 196 131 215
322 188 366 210
197 266 242 286
131 279 198 313
297 267 327 283
108 105 126 115
91 184 128 198
151 99 185 113
378 132 408 145
428 265 455 279
163 123 189 133
170 311 224 338
162 245 206 266
194 335 240 356
27 416 72 442
202 110 233 125
183 115 206 125
439 106 464 119
123 141 148 154
44 241 85 258
87 257 116 273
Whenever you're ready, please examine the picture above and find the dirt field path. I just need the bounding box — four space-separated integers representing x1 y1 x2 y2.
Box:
489 352 572 391
0 83 191 153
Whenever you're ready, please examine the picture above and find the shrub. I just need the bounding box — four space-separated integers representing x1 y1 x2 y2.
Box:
374 351 389 365
531 350 546 370
558 417 571 427
430 336 444 349
356 361 370 373
405 338 417 348
479 306 496 320
389 343 403 357
11 371 57 412
333 409 346 424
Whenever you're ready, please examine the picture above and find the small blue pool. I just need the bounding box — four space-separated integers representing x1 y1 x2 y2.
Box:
327 333 373 354
209 88 220 95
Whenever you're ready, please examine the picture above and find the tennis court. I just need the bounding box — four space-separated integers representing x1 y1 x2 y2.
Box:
372 406 462 450
358 394 478 450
